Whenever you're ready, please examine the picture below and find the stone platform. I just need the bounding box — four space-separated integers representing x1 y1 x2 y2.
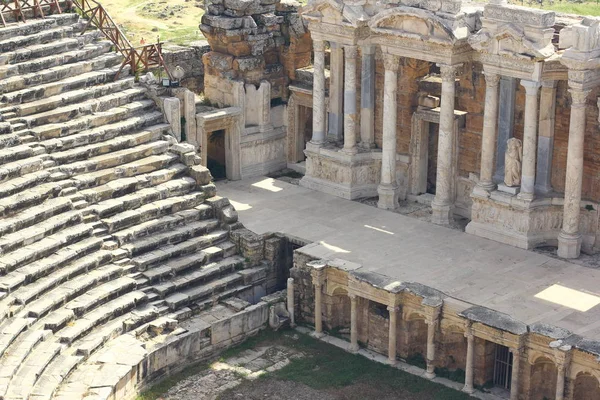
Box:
217 177 600 340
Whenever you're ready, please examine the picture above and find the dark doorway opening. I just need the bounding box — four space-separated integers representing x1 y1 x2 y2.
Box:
427 122 439 195
207 129 226 180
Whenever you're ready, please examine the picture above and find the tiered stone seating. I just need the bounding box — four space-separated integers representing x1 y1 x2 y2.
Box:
0 12 267 400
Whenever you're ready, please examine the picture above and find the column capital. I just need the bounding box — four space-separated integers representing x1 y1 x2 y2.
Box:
387 305 400 313
569 88 591 107
541 80 558 89
484 72 501 87
344 44 358 58
313 39 326 52
348 293 358 300
520 79 541 94
382 53 400 72
438 63 462 81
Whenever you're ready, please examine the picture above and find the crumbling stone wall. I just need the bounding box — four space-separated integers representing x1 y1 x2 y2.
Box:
200 0 311 104
163 41 211 92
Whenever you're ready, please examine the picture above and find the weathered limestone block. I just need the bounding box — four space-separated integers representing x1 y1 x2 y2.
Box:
189 165 213 186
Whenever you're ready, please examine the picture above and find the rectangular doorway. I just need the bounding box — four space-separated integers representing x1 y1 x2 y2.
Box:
493 344 513 390
427 122 439 195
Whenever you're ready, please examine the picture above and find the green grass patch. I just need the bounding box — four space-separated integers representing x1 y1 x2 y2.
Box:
135 360 210 400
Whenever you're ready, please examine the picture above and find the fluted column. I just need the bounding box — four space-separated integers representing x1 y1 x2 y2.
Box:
478 72 501 192
311 268 325 338
360 45 376 149
518 80 541 200
387 306 399 364
509 348 520 400
377 53 400 210
463 331 475 394
556 363 566 400
287 277 295 327
558 87 590 259
342 45 358 154
311 39 326 146
425 318 437 379
328 42 344 142
348 294 359 352
432 64 459 225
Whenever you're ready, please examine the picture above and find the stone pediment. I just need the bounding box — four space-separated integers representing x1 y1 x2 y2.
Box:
469 22 555 60
302 0 369 27
369 7 465 45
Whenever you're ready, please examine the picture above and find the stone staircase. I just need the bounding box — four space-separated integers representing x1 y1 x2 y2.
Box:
0 12 271 400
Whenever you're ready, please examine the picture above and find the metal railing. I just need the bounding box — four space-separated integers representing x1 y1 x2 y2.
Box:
1 0 171 81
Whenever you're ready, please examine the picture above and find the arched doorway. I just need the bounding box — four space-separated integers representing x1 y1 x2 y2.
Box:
573 372 600 400
529 357 558 400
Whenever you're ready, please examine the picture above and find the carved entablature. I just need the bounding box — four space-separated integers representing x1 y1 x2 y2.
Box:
301 0 369 29
560 17 600 90
369 7 467 46
484 4 554 28
469 22 554 61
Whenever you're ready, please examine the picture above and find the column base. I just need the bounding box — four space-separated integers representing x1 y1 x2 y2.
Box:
517 191 534 201
431 201 453 225
557 231 582 259
341 146 358 155
462 385 474 394
311 331 325 339
309 140 324 147
359 141 376 150
386 358 397 366
424 369 436 380
472 184 492 198
377 184 398 210
348 343 360 353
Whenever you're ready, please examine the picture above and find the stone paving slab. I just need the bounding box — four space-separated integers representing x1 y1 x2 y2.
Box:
217 177 600 340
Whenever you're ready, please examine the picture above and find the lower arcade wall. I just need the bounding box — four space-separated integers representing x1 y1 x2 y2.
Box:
291 248 600 399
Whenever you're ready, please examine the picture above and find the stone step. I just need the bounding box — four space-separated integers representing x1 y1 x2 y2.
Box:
32 98 154 140
0 52 122 95
0 30 102 67
112 204 213 246
0 25 74 54
132 228 230 271
29 354 83 400
0 209 83 256
65 276 137 317
0 180 72 219
0 317 33 358
0 41 113 81
9 250 112 305
0 18 57 43
40 110 164 153
0 197 72 237
24 264 123 319
0 143 41 165
92 176 197 220
164 271 244 310
1 64 129 105
3 341 63 400
0 169 51 199
0 329 49 381
50 122 167 165
16 76 135 118
0 223 93 274
0 154 45 185
57 290 147 344
72 152 180 192
153 255 244 298
104 192 208 234
125 218 220 260
80 161 187 206
13 86 146 128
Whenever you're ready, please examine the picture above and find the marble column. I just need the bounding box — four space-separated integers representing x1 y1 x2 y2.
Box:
518 80 541 200
558 87 590 259
425 319 437 379
312 274 324 338
342 45 358 154
463 331 475 394
360 45 376 149
349 294 359 352
494 77 517 183
377 54 400 210
556 363 566 400
287 277 295 327
328 42 344 142
509 348 520 400
535 81 558 194
432 64 459 225
387 306 398 365
311 39 326 146
478 72 501 192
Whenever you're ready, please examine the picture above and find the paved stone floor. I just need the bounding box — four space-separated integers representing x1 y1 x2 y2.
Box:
217 177 600 340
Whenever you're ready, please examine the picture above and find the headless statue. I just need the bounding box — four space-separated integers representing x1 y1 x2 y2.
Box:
504 138 522 187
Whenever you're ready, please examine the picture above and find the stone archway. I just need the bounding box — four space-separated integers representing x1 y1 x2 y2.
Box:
327 286 351 330
403 313 428 365
529 356 558 400
573 372 600 400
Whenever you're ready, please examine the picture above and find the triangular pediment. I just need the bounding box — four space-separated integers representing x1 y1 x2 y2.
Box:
301 0 367 27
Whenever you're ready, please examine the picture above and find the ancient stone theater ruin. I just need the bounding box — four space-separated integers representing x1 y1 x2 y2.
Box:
2 0 600 398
